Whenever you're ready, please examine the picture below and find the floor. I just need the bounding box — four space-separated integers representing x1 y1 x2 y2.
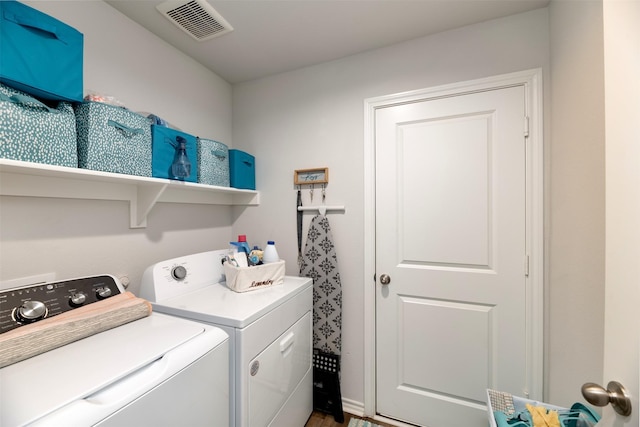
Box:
305 410 397 427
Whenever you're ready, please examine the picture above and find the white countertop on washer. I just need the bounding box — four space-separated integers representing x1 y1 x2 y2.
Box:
149 276 312 329
0 313 228 427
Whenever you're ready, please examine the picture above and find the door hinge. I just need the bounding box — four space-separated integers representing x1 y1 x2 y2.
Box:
524 255 530 277
524 116 530 138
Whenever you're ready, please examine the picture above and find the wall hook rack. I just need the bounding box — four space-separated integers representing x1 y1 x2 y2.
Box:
294 167 328 186
294 168 344 215
297 205 346 215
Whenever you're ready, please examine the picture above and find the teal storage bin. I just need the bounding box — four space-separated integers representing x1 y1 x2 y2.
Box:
0 0 83 102
151 125 198 182
229 149 255 190
0 82 77 167
75 102 152 177
197 138 229 187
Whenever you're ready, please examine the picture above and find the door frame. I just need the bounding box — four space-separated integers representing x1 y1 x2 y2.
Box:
362 68 544 418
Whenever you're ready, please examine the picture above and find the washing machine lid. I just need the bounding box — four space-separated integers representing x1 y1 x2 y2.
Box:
0 313 227 427
152 276 312 329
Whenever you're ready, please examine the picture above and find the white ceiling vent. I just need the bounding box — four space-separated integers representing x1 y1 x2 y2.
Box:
156 0 233 42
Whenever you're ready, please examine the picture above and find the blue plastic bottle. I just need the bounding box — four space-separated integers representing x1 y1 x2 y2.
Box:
230 235 251 256
171 136 191 180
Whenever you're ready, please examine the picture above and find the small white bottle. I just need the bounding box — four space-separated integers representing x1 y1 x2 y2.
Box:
263 241 279 263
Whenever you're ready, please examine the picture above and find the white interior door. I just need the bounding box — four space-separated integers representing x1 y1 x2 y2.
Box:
597 1 639 425
375 84 531 427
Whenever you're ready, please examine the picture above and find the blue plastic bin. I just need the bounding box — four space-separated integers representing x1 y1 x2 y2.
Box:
229 149 255 190
151 125 198 182
0 1 83 102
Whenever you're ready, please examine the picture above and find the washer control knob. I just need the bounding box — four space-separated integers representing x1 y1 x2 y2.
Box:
16 300 47 322
69 293 87 307
171 266 187 281
96 287 112 299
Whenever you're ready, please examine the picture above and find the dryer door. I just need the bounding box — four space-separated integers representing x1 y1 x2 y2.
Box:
248 311 311 427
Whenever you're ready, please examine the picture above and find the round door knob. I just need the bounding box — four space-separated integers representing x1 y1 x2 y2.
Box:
581 381 632 416
16 300 47 322
380 274 391 285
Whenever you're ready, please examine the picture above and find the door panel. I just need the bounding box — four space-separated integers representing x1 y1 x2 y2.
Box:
399 297 491 400
599 1 640 425
376 86 526 426
401 113 491 267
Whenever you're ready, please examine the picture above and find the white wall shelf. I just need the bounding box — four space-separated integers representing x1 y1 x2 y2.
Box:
0 159 259 228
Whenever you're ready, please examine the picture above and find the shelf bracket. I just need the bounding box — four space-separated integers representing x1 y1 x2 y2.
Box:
130 183 168 228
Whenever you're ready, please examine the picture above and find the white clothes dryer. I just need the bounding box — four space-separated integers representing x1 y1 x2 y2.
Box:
0 275 229 427
140 249 313 427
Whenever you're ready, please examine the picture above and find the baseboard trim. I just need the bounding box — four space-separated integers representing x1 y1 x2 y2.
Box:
341 398 417 427
341 398 364 417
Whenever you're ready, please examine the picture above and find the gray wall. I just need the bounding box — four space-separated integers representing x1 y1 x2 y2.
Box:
0 0 607 414
1 1 235 292
232 8 554 408
547 0 605 405
232 2 605 409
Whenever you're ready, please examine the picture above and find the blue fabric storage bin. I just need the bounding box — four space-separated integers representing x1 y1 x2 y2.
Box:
229 149 255 190
151 125 198 182
0 0 83 102
197 138 229 187
75 102 152 177
0 82 77 167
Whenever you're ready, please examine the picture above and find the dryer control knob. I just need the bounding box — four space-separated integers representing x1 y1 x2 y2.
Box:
16 300 47 322
171 266 187 281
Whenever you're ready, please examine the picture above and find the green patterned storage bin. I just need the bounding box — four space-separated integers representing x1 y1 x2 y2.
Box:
197 138 229 186
75 102 152 177
0 83 77 167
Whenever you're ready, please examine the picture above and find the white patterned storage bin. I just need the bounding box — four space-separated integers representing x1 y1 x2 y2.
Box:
0 82 77 167
197 137 230 186
75 102 152 177
223 261 285 293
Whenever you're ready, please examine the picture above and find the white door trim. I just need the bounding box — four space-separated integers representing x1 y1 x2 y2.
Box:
362 68 544 417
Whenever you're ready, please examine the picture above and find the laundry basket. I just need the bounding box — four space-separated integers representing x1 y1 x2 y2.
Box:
487 389 600 427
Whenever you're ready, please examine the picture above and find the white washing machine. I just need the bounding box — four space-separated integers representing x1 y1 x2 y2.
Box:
0 274 229 427
139 249 313 427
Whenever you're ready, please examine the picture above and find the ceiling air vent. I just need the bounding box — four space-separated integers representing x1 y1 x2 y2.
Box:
156 0 233 41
